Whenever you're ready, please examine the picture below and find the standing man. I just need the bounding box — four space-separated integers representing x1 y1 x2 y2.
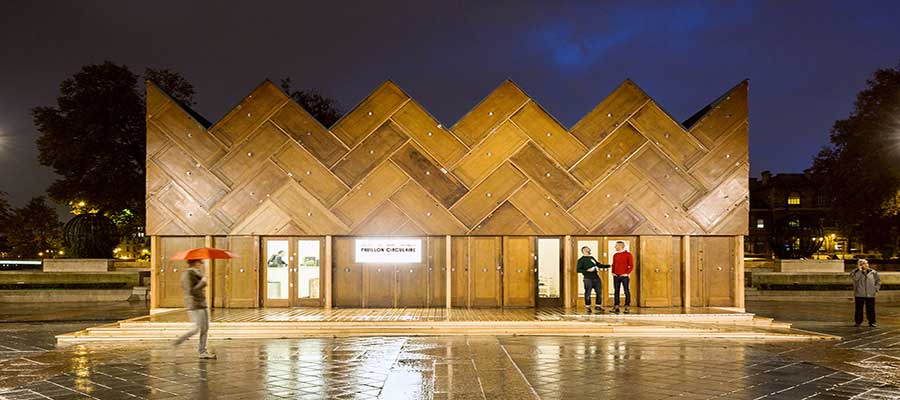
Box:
577 246 607 313
851 259 880 327
611 241 634 314
173 259 216 359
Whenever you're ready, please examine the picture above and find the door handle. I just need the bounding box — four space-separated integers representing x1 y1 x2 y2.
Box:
239 268 244 273
717 266 722 271
344 267 351 272
654 268 660 273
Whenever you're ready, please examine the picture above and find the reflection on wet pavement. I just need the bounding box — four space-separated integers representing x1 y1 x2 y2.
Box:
0 301 899 399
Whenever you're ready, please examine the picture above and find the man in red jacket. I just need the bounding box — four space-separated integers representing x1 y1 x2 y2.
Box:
611 241 634 313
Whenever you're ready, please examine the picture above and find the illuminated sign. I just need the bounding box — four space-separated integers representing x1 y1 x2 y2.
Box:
355 238 422 263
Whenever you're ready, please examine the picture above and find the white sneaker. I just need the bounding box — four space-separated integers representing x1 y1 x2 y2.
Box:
199 352 217 359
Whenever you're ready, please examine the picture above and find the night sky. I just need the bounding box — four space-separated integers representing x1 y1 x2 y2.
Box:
1 1 899 216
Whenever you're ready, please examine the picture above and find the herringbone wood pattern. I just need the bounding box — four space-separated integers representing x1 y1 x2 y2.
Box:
146 79 748 236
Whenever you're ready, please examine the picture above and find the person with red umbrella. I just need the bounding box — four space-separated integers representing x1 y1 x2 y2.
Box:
171 247 235 359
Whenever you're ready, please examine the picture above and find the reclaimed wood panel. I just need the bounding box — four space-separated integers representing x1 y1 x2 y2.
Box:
570 123 645 187
451 163 527 228
273 142 348 207
511 101 588 168
332 121 408 187
215 122 289 186
570 79 649 148
503 236 535 307
630 102 705 168
331 162 408 227
570 166 642 231
331 81 408 147
272 100 348 167
452 80 529 147
391 100 467 167
508 182 585 234
210 80 288 146
510 142 587 209
147 78 748 236
452 122 528 187
639 236 673 307
390 182 468 235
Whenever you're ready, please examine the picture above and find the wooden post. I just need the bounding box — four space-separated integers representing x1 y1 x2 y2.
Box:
150 236 159 310
563 235 572 309
445 235 452 310
682 235 691 309
324 235 333 309
204 235 213 309
734 235 745 311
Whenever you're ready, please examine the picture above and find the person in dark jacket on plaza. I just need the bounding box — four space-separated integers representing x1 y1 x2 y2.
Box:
173 259 217 359
577 246 609 313
850 259 880 327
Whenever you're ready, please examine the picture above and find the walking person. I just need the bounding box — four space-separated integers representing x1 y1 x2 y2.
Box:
851 259 880 327
173 259 217 359
577 246 608 313
611 241 634 314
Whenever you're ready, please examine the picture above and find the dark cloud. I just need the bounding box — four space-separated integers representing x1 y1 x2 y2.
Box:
1 0 899 214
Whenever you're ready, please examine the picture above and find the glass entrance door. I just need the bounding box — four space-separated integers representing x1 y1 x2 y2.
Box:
537 237 562 307
263 237 323 307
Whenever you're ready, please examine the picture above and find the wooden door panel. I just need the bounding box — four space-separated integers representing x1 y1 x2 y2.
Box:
398 264 427 307
156 185 229 234
391 101 467 167
216 122 289 186
272 100 348 167
470 237 502 307
390 143 468 207
689 237 704 306
271 183 350 234
571 124 646 187
331 121 408 187
503 236 535 307
273 142 349 207
332 162 408 228
509 142 587 209
365 265 396 307
158 236 205 308
629 102 704 168
217 236 258 308
570 80 649 148
333 238 363 307
450 237 469 307
331 82 408 148
702 237 735 307
452 81 529 147
688 169 748 232
352 202 411 235
631 148 701 205
451 163 527 228
428 237 447 307
452 122 528 187
639 236 672 307
471 202 531 235
631 187 702 234
211 81 287 146
510 101 587 168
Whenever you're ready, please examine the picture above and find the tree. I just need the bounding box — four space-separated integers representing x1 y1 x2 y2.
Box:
811 62 900 257
280 78 344 127
32 62 195 236
0 191 11 255
5 197 63 259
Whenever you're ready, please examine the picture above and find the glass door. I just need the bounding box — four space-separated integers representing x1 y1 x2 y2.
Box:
263 238 291 307
536 237 562 307
294 239 322 306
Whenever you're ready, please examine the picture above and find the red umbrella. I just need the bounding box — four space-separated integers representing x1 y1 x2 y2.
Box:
170 247 237 261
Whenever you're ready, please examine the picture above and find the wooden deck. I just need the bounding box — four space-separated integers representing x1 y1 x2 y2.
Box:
141 306 748 323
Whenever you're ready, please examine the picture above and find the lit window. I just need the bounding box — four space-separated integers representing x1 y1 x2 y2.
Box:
756 219 765 229
788 218 800 228
787 192 801 205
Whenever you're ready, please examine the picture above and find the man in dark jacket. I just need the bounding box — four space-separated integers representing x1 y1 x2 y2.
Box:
173 259 216 359
576 246 608 313
850 259 880 327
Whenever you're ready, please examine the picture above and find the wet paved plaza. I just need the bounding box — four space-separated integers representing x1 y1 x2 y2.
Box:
1 301 899 399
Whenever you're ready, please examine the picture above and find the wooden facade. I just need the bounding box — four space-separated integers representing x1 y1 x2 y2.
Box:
147 78 749 310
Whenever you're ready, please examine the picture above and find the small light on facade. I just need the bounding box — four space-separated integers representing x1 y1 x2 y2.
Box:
306 212 313 217
367 192 373 197
426 212 432 217
305 170 311 176
425 171 431 176
664 133 670 139
486 192 492 198
247 112 252 118
544 211 551 216
607 112 613 118
369 149 375 155
488 111 494 116
545 172 551 177
606 194 611 198
306 131 312 136
546 132 552 137
367 111 373 116
427 131 433 137
247 152 253 157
